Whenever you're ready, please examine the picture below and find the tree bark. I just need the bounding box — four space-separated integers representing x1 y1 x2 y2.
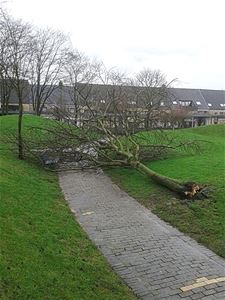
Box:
18 96 23 160
131 161 183 191
130 161 202 199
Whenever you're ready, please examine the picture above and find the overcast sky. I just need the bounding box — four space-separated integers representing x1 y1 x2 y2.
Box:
4 0 225 89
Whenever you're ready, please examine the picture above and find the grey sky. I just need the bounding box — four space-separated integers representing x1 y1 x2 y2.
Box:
5 0 225 89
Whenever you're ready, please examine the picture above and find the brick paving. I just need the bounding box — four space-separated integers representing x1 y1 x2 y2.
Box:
59 170 225 299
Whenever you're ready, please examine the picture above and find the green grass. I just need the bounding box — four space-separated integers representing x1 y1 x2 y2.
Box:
0 115 136 300
108 125 225 258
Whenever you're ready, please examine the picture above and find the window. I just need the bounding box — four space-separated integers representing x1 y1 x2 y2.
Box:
179 100 191 106
172 101 177 104
128 101 136 105
196 101 201 105
208 103 212 107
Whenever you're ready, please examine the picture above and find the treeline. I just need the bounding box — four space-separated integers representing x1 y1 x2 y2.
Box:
0 8 181 159
0 8 172 114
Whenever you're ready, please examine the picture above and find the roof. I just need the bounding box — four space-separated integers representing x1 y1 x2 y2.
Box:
0 79 30 105
40 85 225 111
168 88 209 110
45 86 74 106
199 89 225 110
1 81 225 111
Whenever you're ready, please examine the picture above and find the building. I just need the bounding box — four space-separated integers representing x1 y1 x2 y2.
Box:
0 79 30 115
169 88 225 126
1 82 225 127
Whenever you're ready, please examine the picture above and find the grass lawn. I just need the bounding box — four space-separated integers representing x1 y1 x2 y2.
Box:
108 124 225 258
0 115 136 300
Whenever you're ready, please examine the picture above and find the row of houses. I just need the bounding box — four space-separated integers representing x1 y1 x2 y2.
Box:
168 88 225 126
1 81 225 127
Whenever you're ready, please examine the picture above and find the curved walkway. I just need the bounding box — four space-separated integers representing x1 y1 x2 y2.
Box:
59 170 225 300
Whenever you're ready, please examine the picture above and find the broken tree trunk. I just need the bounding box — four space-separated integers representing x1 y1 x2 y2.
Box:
131 161 205 199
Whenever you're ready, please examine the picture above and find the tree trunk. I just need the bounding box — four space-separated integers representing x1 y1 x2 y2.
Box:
132 161 183 191
35 106 41 116
18 96 23 160
131 161 202 199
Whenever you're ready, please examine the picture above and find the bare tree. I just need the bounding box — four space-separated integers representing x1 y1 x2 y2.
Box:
62 50 100 125
0 44 11 115
132 69 174 129
0 8 11 115
0 9 33 159
92 66 127 129
164 107 192 129
29 28 70 116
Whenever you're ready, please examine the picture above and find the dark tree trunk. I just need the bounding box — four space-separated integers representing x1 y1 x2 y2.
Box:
35 106 42 116
18 96 23 160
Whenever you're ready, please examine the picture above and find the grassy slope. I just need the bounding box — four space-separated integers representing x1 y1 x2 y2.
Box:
108 125 225 257
0 115 136 300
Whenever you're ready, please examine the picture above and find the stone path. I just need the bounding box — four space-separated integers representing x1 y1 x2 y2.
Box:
59 170 225 300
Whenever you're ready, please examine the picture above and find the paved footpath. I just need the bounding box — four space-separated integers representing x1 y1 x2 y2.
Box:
59 170 225 300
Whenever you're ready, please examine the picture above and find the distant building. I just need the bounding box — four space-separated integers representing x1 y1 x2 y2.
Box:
0 79 30 115
1 82 224 127
169 88 225 126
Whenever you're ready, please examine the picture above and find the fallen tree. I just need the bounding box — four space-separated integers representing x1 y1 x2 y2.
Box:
21 68 208 200
23 120 207 200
